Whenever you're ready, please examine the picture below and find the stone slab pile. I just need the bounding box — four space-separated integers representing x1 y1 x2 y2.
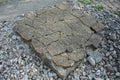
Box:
14 3 106 79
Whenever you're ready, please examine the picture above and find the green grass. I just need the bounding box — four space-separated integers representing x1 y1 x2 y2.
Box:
93 5 104 10
113 11 120 17
78 0 92 5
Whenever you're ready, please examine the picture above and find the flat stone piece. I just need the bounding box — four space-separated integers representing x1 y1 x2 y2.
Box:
14 3 106 80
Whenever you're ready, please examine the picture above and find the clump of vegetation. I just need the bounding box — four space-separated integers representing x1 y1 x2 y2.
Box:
93 5 104 10
113 11 120 17
78 0 92 5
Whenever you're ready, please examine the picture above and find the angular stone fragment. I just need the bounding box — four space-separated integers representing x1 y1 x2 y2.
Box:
47 41 65 56
92 22 106 32
14 3 106 80
84 34 101 48
52 53 75 68
14 21 35 40
81 15 97 27
32 38 46 55
68 49 85 61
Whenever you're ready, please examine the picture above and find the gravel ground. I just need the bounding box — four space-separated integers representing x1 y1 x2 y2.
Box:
68 1 120 80
0 1 120 80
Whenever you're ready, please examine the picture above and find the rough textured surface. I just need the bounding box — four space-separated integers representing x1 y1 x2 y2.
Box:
14 3 105 79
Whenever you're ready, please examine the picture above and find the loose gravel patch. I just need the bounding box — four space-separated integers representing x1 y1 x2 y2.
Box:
68 1 120 80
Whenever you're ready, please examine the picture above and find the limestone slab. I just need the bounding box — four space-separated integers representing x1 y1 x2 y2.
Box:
14 3 106 80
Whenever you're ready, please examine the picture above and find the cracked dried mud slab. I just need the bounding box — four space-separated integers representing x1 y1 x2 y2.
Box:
14 3 106 79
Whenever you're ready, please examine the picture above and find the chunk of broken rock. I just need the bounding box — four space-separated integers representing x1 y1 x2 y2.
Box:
14 2 106 80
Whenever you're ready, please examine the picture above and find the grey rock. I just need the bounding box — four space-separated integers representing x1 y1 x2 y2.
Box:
109 55 113 60
106 64 113 72
88 74 95 80
48 72 56 77
0 51 4 54
74 73 79 80
94 50 103 63
115 72 120 77
23 74 28 80
106 78 110 80
117 45 120 50
12 35 17 40
109 33 117 40
96 70 101 76
106 52 111 57
86 49 103 63
83 58 87 63
111 51 117 58
87 56 96 66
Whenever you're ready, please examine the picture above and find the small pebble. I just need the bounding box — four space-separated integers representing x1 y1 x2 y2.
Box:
106 52 110 57
115 72 120 77
110 33 117 40
106 78 110 80
109 55 113 60
111 51 117 58
96 70 101 76
106 64 113 72
12 35 17 40
117 45 120 49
